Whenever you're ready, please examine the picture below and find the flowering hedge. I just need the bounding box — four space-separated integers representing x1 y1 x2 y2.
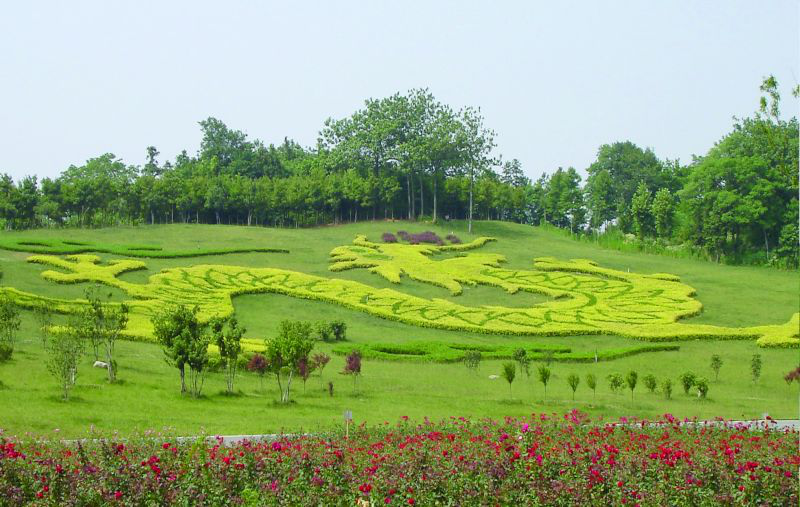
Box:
1 412 797 506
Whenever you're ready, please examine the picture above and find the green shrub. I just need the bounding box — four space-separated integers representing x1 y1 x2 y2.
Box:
0 343 12 362
710 354 723 381
695 377 709 399
679 372 696 395
464 350 481 373
607 373 624 394
643 374 657 393
661 378 673 399
329 320 347 342
751 354 762 383
0 295 20 361
315 321 333 342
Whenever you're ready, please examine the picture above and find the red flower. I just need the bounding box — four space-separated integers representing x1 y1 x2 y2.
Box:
114 491 123 500
407 499 415 505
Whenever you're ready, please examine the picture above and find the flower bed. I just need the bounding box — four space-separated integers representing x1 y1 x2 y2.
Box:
1 412 797 505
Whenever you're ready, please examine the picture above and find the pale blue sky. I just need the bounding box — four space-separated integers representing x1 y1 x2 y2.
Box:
1 1 797 181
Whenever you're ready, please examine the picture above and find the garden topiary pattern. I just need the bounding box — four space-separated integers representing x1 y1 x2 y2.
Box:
0 235 796 349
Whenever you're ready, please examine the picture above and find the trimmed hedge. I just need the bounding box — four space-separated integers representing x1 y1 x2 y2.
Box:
331 341 680 363
0 237 288 258
0 236 795 349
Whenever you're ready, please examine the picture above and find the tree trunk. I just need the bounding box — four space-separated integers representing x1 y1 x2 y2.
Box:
418 174 424 219
468 167 474 234
407 173 412 220
105 343 115 383
432 173 438 222
180 366 186 394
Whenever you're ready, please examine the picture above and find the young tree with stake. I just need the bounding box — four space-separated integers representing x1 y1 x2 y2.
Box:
586 373 597 402
567 373 580 400
710 354 723 381
502 362 516 398
537 365 551 400
626 371 638 401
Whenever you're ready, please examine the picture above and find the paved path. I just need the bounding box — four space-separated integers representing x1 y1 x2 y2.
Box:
184 419 800 447
52 419 799 447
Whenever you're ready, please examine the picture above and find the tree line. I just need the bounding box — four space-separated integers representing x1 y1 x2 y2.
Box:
0 78 796 267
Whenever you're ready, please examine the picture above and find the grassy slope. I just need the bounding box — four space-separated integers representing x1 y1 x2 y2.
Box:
0 220 797 437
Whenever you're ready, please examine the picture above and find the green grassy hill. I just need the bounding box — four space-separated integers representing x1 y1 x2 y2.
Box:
0 221 797 437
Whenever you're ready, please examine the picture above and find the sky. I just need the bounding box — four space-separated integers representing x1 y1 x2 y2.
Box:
1 1 797 182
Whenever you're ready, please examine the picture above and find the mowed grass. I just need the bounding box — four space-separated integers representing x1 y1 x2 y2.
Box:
0 220 797 438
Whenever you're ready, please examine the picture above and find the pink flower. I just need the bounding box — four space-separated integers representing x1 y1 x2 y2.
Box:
114 491 123 500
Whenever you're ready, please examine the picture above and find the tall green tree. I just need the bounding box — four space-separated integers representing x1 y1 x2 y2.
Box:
651 188 675 239
630 182 653 240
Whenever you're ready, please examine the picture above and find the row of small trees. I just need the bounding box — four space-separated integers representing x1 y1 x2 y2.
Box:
0 287 131 400
151 307 355 402
2 291 355 402
465 349 770 402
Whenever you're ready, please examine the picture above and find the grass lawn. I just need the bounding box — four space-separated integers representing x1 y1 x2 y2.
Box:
0 220 797 437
